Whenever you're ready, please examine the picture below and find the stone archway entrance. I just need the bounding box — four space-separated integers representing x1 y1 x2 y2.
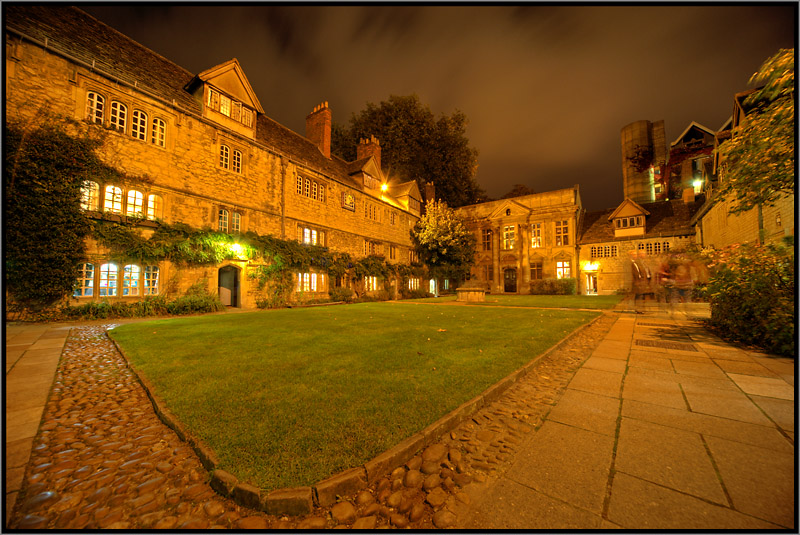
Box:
503 268 517 293
218 265 240 307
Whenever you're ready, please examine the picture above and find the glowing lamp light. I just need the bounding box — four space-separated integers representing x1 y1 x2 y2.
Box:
584 262 599 271
229 242 247 259
380 183 389 192
693 179 703 193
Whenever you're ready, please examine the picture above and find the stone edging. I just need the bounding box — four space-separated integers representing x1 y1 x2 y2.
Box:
109 311 606 516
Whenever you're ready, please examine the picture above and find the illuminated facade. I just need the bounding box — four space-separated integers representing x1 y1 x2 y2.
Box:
5 6 422 308
577 198 702 295
456 187 582 294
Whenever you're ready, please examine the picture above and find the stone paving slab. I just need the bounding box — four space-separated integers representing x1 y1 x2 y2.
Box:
704 435 795 528
566 367 623 398
506 421 614 514
621 399 793 454
463 478 603 529
627 352 675 372
748 395 795 433
581 356 626 374
681 381 773 426
726 373 794 400
606 472 781 530
544 389 620 437
671 359 728 380
621 372 687 410
615 418 727 505
713 358 777 377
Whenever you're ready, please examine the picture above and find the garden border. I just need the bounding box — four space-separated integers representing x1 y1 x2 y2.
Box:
110 309 605 516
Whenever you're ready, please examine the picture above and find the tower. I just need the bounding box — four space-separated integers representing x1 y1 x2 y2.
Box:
620 120 666 204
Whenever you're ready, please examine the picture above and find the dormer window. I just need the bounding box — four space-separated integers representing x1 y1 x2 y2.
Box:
615 216 643 229
364 174 380 190
207 87 254 128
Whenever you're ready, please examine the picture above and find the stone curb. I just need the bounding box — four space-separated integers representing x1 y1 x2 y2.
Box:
109 311 606 517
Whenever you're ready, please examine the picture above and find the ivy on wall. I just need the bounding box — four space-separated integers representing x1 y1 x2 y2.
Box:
5 121 119 311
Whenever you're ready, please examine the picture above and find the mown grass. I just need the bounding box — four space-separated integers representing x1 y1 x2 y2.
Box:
407 293 625 309
109 302 598 490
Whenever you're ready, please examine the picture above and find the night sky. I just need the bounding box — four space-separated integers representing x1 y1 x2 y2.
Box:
81 4 795 211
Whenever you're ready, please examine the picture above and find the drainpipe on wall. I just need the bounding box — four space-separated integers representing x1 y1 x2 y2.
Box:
279 155 287 239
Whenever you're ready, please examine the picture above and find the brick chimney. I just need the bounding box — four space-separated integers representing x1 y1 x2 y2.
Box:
356 135 381 169
305 101 331 158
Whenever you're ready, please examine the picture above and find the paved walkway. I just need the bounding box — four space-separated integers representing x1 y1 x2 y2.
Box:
5 301 795 529
458 301 795 529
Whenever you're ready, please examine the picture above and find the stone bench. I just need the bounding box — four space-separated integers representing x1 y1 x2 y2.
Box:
456 286 486 302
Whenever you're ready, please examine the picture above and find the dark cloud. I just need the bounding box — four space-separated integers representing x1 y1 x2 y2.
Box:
82 5 796 210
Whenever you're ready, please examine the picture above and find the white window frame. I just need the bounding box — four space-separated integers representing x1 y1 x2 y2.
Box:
220 145 230 169
110 101 127 132
231 212 241 233
104 185 123 214
99 263 118 296
146 194 163 220
556 260 571 279
126 190 144 217
232 149 242 174
123 264 140 296
74 263 94 297
503 225 515 250
151 117 166 147
144 266 159 295
531 223 542 248
81 181 99 211
86 91 104 124
131 110 148 141
218 209 229 232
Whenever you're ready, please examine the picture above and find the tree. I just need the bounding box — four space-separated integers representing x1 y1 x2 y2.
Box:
332 94 484 208
410 200 477 284
501 183 536 199
715 48 794 214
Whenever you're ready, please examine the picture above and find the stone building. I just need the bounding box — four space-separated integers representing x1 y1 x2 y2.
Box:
666 121 715 199
5 6 423 309
455 187 582 294
692 90 794 249
620 120 667 204
577 198 703 295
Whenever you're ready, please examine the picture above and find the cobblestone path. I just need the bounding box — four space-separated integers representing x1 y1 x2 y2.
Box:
9 313 617 529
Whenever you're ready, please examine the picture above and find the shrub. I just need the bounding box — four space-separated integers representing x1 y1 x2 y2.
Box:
357 290 391 303
329 287 355 303
705 240 794 357
399 288 432 300
529 278 577 295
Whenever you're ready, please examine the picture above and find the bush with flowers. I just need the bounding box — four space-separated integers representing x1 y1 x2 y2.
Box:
703 237 794 357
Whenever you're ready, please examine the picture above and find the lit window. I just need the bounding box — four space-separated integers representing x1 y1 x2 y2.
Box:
555 220 569 246
531 262 543 280
110 101 127 132
218 209 229 232
86 91 104 124
310 273 318 292
220 145 230 169
482 229 492 251
146 194 163 220
152 118 166 147
132 110 148 141
80 181 99 211
126 190 144 217
99 263 118 296
232 150 242 174
556 261 571 279
304 228 311 244
123 264 140 296
503 225 515 250
74 263 94 297
220 94 231 117
231 212 241 233
144 266 159 295
365 276 379 291
311 229 318 245
104 185 123 214
531 223 542 248
408 278 419 290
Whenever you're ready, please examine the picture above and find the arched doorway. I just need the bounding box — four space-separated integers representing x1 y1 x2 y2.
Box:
218 265 240 307
503 268 517 293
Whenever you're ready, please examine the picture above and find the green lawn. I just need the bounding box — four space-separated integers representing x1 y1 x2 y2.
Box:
407 293 625 309
109 302 599 490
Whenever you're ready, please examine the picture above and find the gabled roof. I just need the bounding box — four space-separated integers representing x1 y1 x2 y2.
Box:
487 198 531 219
607 198 650 221
579 199 703 245
388 180 422 200
187 58 264 113
670 121 715 147
346 157 382 180
717 116 733 132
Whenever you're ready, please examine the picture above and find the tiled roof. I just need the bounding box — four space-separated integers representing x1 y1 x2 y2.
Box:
5 5 199 112
4 5 376 196
579 198 703 245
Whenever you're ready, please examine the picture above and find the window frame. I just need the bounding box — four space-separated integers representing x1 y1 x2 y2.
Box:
218 209 229 232
131 109 148 141
73 263 95 297
81 181 100 211
146 194 163 220
219 144 230 169
126 190 144 217
151 117 166 147
555 220 569 246
531 223 542 248
502 225 515 250
122 264 141 296
104 185 123 214
109 101 127 132
86 91 104 124
99 263 118 296
482 229 492 251
144 266 159 295
555 260 571 279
